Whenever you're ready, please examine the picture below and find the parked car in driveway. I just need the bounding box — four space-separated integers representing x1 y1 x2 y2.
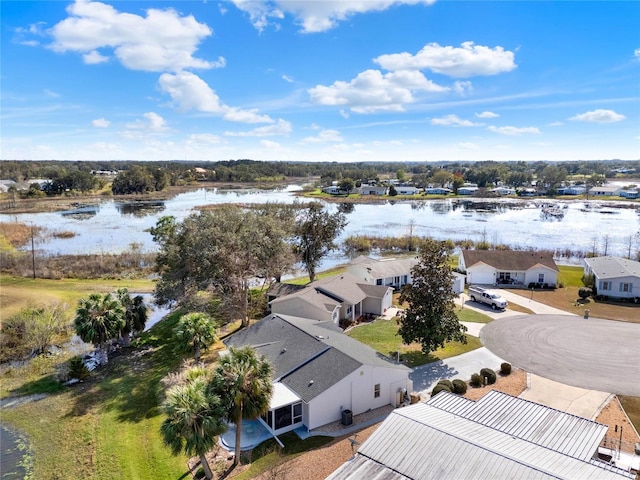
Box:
468 286 508 310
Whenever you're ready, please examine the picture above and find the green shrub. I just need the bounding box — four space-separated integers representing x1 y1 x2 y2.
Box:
436 379 454 390
480 368 496 385
67 356 90 381
500 362 512 375
470 373 483 387
431 384 452 396
578 287 592 299
452 379 467 394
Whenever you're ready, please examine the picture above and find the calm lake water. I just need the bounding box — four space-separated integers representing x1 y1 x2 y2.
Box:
4 185 640 265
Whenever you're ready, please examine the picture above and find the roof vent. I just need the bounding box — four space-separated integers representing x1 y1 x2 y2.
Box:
309 380 314 386
316 335 325 339
280 348 286 354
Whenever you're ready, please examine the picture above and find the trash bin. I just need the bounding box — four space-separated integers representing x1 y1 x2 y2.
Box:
341 409 352 426
584 309 590 319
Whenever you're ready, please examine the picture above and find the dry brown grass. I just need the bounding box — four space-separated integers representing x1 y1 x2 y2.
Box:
0 222 40 248
508 287 640 323
596 396 640 454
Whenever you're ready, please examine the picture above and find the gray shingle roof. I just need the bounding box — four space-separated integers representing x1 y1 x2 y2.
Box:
349 257 419 279
584 256 640 279
462 250 559 271
224 314 409 402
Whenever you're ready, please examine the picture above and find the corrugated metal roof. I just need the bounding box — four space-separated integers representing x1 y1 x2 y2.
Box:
327 401 634 480
357 404 631 479
427 391 608 461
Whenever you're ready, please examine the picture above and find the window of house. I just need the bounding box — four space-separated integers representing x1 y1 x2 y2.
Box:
374 384 380 398
620 283 632 293
346 305 352 315
498 272 511 281
394 276 400 284
376 279 383 285
293 402 302 423
403 275 408 284
538 273 544 283
600 281 611 291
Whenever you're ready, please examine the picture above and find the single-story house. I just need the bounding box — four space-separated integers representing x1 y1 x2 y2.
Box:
327 390 633 480
457 186 478 195
269 272 393 324
619 189 639 199
395 186 421 195
224 313 412 436
589 186 622 196
558 185 587 195
346 256 418 290
459 250 559 287
347 256 465 294
360 185 387 195
583 256 640 300
424 187 451 195
490 186 516 195
322 186 346 195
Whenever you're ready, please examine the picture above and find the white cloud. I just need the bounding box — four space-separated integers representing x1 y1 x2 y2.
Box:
339 109 349 119
187 133 223 145
569 109 626 123
431 114 480 127
374 41 517 78
158 71 273 123
475 111 499 118
282 74 294 83
635 48 640 60
44 89 61 98
231 0 436 33
457 142 479 150
260 139 281 148
453 81 473 96
91 117 110 128
224 119 292 137
48 0 217 72
302 129 343 143
547 121 563 127
308 69 447 113
126 112 167 131
83 50 109 64
487 125 540 135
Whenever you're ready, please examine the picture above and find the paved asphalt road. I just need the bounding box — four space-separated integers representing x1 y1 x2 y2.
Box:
481 314 640 396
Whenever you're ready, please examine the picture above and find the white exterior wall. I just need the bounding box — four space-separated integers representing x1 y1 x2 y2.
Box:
597 275 639 299
361 289 393 315
523 266 558 286
467 263 496 285
452 274 465 294
271 297 333 322
306 366 411 430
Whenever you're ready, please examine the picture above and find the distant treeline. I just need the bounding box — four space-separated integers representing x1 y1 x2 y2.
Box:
2 159 639 196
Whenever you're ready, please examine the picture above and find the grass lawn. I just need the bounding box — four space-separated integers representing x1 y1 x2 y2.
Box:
558 265 585 287
347 318 482 367
0 312 192 480
0 275 156 322
618 396 640 435
456 308 493 323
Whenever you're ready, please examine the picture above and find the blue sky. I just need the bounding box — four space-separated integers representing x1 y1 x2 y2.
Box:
1 0 639 162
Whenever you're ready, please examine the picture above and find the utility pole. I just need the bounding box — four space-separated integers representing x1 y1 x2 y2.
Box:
31 224 36 279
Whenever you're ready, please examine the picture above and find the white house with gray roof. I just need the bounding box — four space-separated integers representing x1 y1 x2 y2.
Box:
584 256 640 301
328 390 634 480
269 272 393 324
223 314 412 436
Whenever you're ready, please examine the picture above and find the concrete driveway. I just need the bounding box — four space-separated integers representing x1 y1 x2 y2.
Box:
410 347 505 396
481 314 640 396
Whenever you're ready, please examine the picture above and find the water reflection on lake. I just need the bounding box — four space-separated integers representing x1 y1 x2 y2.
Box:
3 186 639 264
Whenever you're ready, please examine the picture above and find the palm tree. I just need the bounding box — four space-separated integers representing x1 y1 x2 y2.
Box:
161 374 226 479
74 293 125 362
117 288 148 345
175 312 217 362
212 346 273 467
